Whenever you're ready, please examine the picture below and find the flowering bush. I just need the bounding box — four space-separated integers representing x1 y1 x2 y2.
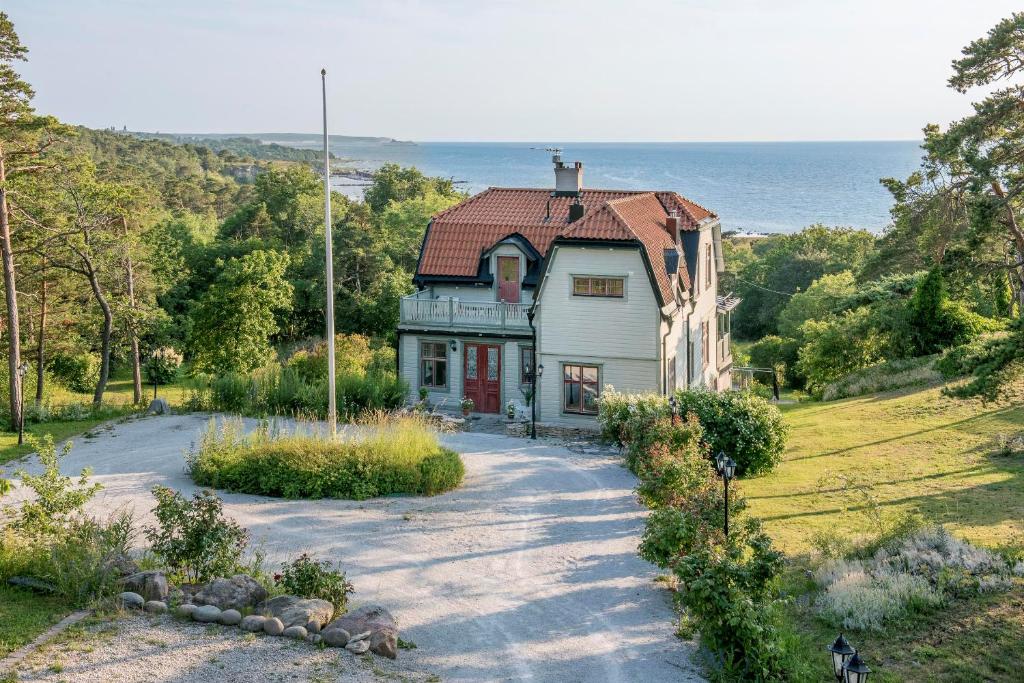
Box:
145 347 183 386
276 553 354 614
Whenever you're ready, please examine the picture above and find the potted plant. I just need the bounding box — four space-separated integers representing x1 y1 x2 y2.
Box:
460 396 475 416
415 386 430 413
506 400 516 420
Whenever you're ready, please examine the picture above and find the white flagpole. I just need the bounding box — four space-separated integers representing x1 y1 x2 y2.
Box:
321 68 337 436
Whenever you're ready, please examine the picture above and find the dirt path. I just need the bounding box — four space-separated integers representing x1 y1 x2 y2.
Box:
2 414 703 682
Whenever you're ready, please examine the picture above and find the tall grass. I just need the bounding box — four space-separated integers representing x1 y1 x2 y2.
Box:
187 413 463 500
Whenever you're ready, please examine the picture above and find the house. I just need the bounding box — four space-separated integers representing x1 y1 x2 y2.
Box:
397 154 738 426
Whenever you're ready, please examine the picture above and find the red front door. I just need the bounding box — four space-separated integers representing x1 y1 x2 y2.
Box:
463 343 501 413
497 256 520 303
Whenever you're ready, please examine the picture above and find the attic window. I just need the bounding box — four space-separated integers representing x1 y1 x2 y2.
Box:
572 276 624 298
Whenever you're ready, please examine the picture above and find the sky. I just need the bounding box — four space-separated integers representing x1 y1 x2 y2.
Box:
5 0 1021 142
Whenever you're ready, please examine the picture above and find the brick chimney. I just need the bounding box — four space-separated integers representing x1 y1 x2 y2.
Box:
554 155 583 196
666 210 682 247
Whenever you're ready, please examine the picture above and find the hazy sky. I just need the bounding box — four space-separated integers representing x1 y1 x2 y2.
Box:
6 0 1020 141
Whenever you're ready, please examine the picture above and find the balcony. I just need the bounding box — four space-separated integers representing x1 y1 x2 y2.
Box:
717 332 732 366
399 292 533 332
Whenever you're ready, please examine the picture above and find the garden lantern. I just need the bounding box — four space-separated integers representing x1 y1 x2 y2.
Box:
827 634 856 680
715 452 736 536
537 364 543 377
449 339 457 352
668 395 678 422
843 651 870 683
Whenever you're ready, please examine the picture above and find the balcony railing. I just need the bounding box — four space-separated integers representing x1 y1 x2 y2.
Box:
399 293 532 331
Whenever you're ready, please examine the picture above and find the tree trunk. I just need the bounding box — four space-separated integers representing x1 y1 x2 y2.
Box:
991 181 1024 316
35 270 45 405
0 155 23 431
86 266 113 406
121 217 142 403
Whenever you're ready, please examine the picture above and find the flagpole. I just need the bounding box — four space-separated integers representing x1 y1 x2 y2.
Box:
321 68 337 437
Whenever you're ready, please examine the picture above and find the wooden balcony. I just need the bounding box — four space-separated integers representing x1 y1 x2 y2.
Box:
399 293 532 332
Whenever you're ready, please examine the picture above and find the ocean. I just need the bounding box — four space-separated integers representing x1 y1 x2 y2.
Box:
315 140 922 234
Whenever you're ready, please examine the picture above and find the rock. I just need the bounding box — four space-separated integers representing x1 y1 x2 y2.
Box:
175 604 197 619
305 619 321 634
261 595 334 629
349 631 371 643
306 633 323 645
192 575 268 611
121 571 169 603
263 617 285 636
282 625 308 640
345 639 370 654
117 591 145 609
240 615 266 632
147 398 170 415
322 628 350 648
8 576 57 594
326 605 399 659
102 554 140 578
192 605 222 623
144 600 168 614
218 609 242 626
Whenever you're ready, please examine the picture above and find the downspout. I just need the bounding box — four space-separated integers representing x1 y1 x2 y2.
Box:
661 313 673 395
527 309 537 440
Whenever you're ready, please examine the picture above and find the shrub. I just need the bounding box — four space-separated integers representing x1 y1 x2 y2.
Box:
210 371 252 413
596 387 668 446
796 308 888 395
821 355 941 401
748 335 801 387
935 333 1009 379
12 434 102 539
145 347 183 386
673 390 788 476
145 486 249 583
187 414 463 500
47 351 99 394
46 511 135 605
276 553 354 614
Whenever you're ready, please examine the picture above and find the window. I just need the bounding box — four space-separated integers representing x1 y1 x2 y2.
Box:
705 244 713 289
420 341 448 389
520 347 534 384
563 364 600 414
572 276 624 298
701 321 710 370
688 339 697 381
667 356 676 393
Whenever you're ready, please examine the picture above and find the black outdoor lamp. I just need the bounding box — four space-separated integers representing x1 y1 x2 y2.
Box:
668 395 678 421
827 634 856 681
17 361 28 446
537 364 543 378
842 651 871 683
715 451 736 537
449 339 457 352
529 364 543 440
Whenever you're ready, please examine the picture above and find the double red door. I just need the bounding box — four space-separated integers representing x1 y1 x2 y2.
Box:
464 343 501 413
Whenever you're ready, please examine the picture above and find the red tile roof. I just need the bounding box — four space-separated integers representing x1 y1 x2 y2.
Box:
418 187 715 301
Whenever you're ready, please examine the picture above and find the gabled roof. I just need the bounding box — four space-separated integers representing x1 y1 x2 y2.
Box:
416 187 715 302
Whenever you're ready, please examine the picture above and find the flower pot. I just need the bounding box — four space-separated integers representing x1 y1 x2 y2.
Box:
462 408 471 416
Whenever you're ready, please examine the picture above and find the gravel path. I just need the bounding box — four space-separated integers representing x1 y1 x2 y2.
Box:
3 414 702 682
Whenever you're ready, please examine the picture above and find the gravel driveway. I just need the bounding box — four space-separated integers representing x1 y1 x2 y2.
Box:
3 414 702 682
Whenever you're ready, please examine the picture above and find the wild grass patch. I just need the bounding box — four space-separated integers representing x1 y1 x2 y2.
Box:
821 355 941 401
187 413 463 500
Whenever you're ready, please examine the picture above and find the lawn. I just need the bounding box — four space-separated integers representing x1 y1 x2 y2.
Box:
741 384 1024 681
0 586 70 658
0 372 191 465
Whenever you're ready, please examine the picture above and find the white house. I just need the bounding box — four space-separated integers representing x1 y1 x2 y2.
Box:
397 155 737 426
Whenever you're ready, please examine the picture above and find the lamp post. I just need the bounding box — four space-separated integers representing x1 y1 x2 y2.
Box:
17 362 28 445
715 451 736 537
827 634 871 683
530 363 544 439
668 395 678 424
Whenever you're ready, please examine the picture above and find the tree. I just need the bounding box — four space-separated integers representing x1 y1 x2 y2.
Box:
188 250 293 374
363 163 458 214
0 14 67 427
776 271 857 339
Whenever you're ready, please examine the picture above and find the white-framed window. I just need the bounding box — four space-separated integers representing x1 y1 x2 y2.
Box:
420 341 448 389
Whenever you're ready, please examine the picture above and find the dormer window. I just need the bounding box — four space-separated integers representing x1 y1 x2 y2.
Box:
573 276 624 298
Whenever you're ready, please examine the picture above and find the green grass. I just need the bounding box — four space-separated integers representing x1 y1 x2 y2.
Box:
0 586 70 658
740 383 1024 681
0 371 191 464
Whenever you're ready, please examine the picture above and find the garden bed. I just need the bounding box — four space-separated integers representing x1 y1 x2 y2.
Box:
187 415 464 499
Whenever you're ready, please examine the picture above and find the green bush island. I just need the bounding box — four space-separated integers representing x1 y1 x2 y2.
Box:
187 414 464 500
47 351 99 394
275 553 354 614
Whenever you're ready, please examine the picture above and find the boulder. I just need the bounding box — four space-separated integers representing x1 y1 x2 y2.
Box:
175 604 197 619
192 605 222 623
117 591 145 609
144 600 168 614
218 609 242 626
305 620 321 634
321 628 350 648
192 575 267 611
282 625 307 640
306 633 323 645
263 617 284 636
147 398 170 415
261 595 334 629
325 605 398 659
121 571 169 603
240 615 266 632
345 639 370 654
103 554 140 578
